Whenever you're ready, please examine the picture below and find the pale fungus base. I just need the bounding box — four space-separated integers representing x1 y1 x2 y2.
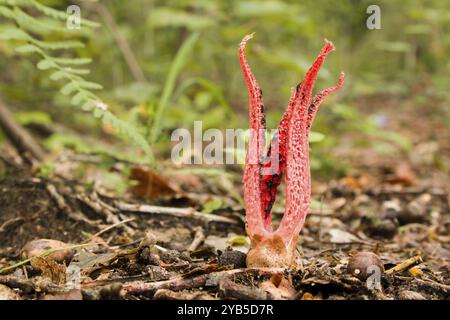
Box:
246 234 300 269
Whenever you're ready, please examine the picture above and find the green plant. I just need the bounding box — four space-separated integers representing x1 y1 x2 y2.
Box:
0 0 155 165
149 32 199 144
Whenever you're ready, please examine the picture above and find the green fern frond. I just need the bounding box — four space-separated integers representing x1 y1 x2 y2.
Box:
0 1 156 167
0 0 99 28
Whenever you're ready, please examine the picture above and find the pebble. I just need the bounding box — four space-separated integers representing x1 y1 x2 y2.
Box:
347 251 385 281
21 239 75 263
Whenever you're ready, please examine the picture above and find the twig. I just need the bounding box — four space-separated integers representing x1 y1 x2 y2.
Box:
115 201 239 225
0 218 134 275
188 227 205 252
0 97 46 161
86 217 135 242
0 218 24 235
121 267 285 296
413 278 450 294
77 193 135 235
385 256 423 275
219 277 272 300
0 275 69 295
369 189 447 198
153 288 215 300
46 184 98 225
0 275 35 293
92 4 147 83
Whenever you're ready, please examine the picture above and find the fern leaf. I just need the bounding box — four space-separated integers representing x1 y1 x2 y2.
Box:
0 0 156 167
52 57 92 65
37 58 58 70
60 81 78 95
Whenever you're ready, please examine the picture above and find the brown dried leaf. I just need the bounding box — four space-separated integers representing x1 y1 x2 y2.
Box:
129 167 178 200
385 163 416 186
71 251 117 275
31 256 66 285
259 275 296 300
301 292 315 300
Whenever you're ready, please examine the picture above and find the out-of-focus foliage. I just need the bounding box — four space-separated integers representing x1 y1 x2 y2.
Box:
0 0 448 175
0 0 156 165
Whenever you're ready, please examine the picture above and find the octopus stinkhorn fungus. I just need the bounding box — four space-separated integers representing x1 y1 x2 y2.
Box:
240 34 344 268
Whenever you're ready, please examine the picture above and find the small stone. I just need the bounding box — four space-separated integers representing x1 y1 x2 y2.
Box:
21 239 74 264
364 218 398 239
382 199 402 217
400 195 430 224
347 252 384 281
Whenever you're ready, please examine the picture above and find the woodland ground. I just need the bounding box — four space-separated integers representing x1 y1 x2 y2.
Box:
0 95 448 300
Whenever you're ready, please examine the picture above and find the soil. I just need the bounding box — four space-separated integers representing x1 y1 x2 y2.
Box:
0 95 448 300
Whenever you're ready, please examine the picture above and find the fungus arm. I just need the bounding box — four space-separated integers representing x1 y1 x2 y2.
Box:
239 34 268 237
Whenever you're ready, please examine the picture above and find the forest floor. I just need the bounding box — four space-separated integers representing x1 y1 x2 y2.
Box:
0 95 448 300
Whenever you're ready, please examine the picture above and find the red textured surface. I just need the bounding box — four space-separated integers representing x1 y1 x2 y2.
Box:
240 35 344 246
239 34 270 238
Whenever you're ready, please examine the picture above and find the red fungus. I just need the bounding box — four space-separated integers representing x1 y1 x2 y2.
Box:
239 34 344 268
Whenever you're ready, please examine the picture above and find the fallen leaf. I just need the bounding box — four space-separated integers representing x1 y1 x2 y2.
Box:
329 197 347 211
339 176 362 191
385 163 416 186
259 275 296 300
301 292 314 300
408 267 423 277
71 251 117 275
129 167 178 200
339 174 373 192
205 233 249 253
202 199 224 214
328 228 360 243
227 235 249 247
31 256 66 285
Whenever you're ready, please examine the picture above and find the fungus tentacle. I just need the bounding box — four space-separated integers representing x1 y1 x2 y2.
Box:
275 40 339 245
307 72 345 128
239 33 269 236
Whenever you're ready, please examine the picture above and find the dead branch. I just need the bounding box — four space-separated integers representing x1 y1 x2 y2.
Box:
77 193 135 235
219 278 272 300
385 256 423 276
115 201 239 225
0 97 46 161
92 4 147 83
0 275 68 295
46 183 98 226
153 288 216 300
0 218 24 235
188 227 205 252
121 267 285 296
413 278 450 295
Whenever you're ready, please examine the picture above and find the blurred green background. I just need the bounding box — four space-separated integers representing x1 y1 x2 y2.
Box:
0 0 449 177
